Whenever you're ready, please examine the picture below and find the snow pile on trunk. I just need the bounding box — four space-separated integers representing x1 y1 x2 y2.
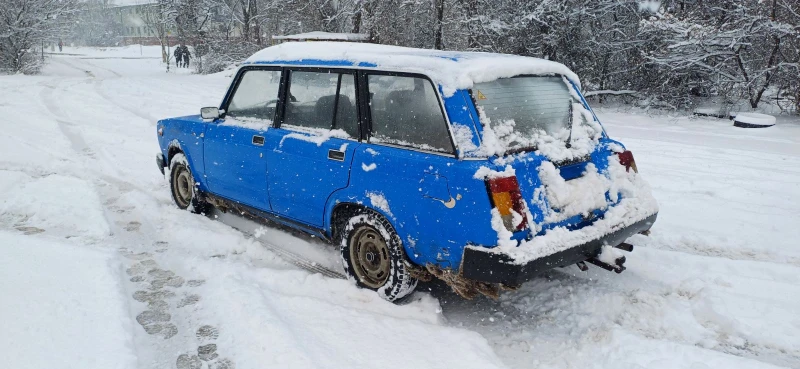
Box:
477 157 658 264
537 161 610 223
244 42 580 97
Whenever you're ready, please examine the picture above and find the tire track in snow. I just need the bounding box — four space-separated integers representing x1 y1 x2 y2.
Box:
435 261 800 369
52 56 156 123
631 233 800 267
39 80 96 159
93 78 157 123
36 60 237 369
214 210 346 280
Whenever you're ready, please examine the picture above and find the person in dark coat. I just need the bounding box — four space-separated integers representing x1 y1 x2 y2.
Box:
180 45 191 68
174 46 183 68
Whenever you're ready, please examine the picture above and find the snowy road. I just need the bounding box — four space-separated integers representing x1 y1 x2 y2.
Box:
1 47 799 369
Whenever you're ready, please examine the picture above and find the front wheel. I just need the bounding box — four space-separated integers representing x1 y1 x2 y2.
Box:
169 153 209 214
339 210 417 302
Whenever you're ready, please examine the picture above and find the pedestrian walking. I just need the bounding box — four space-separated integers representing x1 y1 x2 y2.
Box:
174 47 183 68
181 45 191 68
58 39 63 52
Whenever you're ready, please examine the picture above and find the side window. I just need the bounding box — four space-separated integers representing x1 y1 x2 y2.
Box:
283 71 359 139
226 70 281 123
367 75 453 153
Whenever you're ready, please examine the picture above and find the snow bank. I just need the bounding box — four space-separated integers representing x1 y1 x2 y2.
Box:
0 232 137 369
244 42 581 96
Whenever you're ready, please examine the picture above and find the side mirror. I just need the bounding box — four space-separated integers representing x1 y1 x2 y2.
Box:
200 107 220 120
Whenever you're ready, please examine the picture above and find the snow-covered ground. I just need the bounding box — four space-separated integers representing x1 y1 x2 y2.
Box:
1 46 799 369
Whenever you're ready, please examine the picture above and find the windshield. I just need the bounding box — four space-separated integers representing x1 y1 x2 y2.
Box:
473 76 591 152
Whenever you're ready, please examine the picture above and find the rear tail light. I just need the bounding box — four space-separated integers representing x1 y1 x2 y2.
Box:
487 176 528 232
617 150 638 173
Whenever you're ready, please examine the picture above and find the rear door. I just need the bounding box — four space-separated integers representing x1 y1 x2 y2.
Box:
349 72 460 267
204 68 281 211
264 69 361 227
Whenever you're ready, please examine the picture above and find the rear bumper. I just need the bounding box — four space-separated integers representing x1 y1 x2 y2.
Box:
460 213 658 285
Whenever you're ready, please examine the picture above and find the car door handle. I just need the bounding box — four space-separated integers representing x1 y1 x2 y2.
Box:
252 135 265 146
328 149 345 161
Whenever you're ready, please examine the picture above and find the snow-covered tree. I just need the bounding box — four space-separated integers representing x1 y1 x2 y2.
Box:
643 0 800 109
0 0 79 73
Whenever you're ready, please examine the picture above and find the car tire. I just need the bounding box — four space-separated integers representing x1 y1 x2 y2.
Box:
339 209 418 302
169 153 209 214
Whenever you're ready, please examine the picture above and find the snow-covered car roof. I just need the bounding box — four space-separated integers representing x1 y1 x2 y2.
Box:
272 32 371 42
243 42 581 97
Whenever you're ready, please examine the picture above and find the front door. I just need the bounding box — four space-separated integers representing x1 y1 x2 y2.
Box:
265 70 361 227
204 68 281 211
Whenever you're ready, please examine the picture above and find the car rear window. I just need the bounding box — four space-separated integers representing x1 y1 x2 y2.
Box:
473 76 585 151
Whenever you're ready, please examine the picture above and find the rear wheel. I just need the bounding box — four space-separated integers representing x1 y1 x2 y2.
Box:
339 210 417 302
169 153 209 214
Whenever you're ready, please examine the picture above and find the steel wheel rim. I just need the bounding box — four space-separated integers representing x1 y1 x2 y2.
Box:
350 227 391 289
174 168 192 208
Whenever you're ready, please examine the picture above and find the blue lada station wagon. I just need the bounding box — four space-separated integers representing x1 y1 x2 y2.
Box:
156 42 659 302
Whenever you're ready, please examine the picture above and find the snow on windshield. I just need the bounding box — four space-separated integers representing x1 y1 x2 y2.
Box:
474 76 603 162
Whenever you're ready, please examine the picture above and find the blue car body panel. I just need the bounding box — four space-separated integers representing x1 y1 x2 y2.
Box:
265 128 359 227
157 115 207 190
156 56 634 272
204 123 270 210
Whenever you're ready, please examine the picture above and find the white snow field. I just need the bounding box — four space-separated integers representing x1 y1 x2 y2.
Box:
1 46 799 369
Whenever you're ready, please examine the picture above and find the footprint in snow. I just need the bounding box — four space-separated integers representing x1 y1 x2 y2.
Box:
176 354 202 369
133 289 176 303
124 221 141 231
187 279 205 287
143 322 178 339
177 294 200 308
126 260 157 276
15 226 45 235
196 325 219 341
136 310 170 325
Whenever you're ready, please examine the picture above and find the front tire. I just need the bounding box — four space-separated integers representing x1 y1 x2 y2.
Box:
169 153 209 214
339 210 417 302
